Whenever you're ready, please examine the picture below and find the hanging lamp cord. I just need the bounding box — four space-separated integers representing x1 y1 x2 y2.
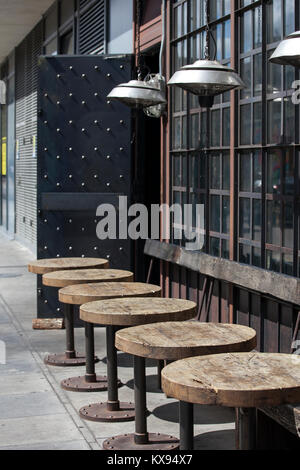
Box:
136 0 142 79
204 0 209 59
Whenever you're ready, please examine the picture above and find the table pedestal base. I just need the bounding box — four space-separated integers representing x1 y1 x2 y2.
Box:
61 375 114 392
79 401 135 422
102 433 179 450
44 353 99 367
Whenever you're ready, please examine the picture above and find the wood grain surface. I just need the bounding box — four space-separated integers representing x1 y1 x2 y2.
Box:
161 352 300 408
115 322 257 359
28 257 109 274
59 282 161 305
80 297 197 326
42 269 133 288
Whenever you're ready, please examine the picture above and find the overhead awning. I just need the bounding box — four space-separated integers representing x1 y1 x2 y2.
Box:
0 0 54 64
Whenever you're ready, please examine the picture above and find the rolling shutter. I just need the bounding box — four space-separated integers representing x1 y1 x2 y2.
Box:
78 0 106 55
15 22 42 247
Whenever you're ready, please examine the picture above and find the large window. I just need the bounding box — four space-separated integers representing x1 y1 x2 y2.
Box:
170 0 300 277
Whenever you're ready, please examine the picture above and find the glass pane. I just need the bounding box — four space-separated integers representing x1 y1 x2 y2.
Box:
285 98 295 143
267 200 281 245
253 199 261 241
211 110 220 147
210 237 220 256
241 10 252 53
222 196 230 234
285 65 295 90
210 0 222 21
283 149 294 195
267 51 281 94
190 114 199 149
253 102 262 145
254 6 262 49
174 5 182 39
182 115 187 148
239 198 251 239
60 0 73 25
173 155 181 186
240 154 251 192
267 100 281 144
241 57 251 99
254 54 262 96
267 151 281 193
45 38 57 55
199 154 206 189
221 239 230 259
283 253 293 276
173 117 181 149
240 104 251 145
223 107 230 146
45 6 57 38
224 20 231 60
252 247 261 267
222 153 230 190
267 0 282 44
200 111 207 147
253 151 262 192
60 31 73 54
285 0 294 36
239 244 251 264
283 201 293 249
210 195 220 232
182 156 187 186
266 250 281 272
190 155 198 188
210 154 220 189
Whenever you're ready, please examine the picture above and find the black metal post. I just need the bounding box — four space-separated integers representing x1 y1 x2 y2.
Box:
106 325 120 411
179 401 194 450
85 322 96 382
64 304 75 359
134 355 148 445
157 360 164 389
238 408 256 450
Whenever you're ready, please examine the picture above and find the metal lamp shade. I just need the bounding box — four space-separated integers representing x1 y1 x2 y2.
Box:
107 79 167 107
167 59 245 96
269 31 300 67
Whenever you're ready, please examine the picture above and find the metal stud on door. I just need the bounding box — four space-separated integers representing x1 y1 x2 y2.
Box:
37 55 134 319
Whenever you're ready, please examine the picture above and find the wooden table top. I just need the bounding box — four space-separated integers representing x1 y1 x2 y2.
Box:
42 269 133 288
59 282 161 305
115 322 257 360
161 352 300 408
80 297 197 326
28 257 109 274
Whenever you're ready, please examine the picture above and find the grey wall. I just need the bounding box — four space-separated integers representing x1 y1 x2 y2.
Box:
107 0 133 54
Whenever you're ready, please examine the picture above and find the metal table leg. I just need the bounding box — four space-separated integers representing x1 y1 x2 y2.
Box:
102 354 179 450
44 303 90 366
79 325 135 422
61 321 109 392
238 408 256 450
179 401 194 450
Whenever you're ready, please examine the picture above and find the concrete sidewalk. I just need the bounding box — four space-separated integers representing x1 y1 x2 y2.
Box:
0 233 235 450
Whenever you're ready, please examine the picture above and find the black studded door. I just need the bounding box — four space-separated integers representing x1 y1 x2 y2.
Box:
37 54 133 319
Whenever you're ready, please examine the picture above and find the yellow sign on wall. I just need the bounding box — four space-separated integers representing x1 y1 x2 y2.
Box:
1 136 6 176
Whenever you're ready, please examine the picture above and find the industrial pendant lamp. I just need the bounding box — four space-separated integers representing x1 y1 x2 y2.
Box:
167 0 245 107
269 31 300 67
107 0 167 109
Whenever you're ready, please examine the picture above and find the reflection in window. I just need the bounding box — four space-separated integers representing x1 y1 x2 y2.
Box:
267 0 282 44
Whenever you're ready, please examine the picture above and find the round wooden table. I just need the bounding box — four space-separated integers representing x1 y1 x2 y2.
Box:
58 282 161 392
162 352 300 450
79 298 197 426
103 322 256 450
42 269 133 366
28 257 109 275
